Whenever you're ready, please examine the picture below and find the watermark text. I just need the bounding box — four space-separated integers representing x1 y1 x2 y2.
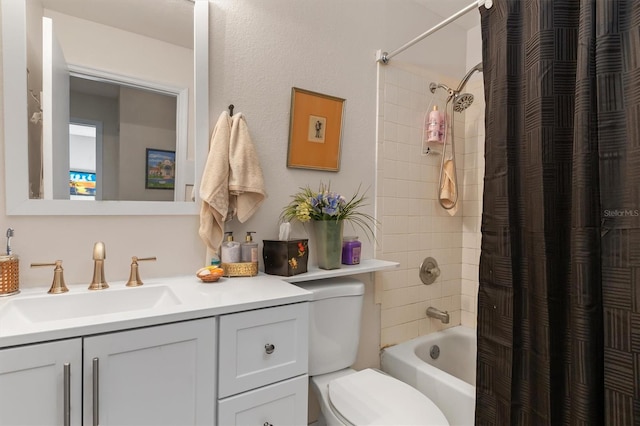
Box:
603 209 640 217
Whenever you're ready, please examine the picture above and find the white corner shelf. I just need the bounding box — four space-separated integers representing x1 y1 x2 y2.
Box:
281 259 399 283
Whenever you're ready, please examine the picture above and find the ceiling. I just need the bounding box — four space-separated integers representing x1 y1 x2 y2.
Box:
37 0 194 49
413 0 482 31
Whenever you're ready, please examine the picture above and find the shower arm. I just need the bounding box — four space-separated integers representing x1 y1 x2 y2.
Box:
455 62 483 93
430 62 483 100
429 83 456 103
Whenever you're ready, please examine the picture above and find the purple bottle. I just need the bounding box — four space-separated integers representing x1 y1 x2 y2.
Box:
342 236 362 265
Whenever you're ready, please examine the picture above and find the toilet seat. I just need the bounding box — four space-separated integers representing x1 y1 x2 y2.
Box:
327 368 449 425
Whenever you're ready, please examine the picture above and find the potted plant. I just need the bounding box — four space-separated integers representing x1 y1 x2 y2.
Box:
281 183 376 269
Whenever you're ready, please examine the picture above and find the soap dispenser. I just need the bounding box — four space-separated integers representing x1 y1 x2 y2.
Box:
241 232 258 263
221 232 241 263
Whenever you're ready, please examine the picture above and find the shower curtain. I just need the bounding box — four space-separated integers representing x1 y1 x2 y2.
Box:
477 0 640 424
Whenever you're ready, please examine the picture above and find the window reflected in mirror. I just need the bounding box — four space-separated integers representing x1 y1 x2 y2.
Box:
69 123 97 200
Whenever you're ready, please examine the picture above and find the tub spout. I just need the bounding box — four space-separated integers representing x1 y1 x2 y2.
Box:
426 306 449 324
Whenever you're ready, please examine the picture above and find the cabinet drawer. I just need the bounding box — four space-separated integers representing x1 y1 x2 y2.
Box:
218 302 308 397
218 374 308 426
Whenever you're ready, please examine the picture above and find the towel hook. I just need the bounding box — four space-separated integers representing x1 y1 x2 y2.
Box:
228 104 234 116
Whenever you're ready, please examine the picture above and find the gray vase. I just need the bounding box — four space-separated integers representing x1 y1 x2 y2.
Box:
312 220 343 270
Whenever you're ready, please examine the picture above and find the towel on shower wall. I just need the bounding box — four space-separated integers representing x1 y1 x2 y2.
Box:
228 113 267 222
199 111 233 253
199 111 267 253
440 159 458 216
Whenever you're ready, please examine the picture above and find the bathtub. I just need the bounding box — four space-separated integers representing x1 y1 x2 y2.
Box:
380 326 476 426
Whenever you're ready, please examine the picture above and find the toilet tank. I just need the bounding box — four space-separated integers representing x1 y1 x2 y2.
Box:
295 277 365 376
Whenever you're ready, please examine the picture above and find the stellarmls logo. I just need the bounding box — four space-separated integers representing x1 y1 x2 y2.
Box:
603 209 640 217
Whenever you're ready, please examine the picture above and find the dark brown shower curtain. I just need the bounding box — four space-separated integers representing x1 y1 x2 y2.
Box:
477 0 640 424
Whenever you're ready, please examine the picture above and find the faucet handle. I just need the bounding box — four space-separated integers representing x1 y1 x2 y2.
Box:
126 256 157 287
31 260 68 294
419 257 441 285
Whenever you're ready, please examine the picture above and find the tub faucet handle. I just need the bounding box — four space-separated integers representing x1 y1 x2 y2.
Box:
31 260 68 294
420 257 440 285
429 265 441 277
126 256 157 287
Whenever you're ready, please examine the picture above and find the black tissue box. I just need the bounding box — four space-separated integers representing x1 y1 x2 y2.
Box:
262 239 309 276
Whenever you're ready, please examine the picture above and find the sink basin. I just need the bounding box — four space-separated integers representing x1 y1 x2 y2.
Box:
0 285 181 325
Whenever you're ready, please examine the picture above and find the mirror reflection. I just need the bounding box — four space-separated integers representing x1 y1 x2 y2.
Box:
26 0 195 202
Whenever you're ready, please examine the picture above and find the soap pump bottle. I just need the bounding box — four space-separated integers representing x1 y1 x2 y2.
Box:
221 232 241 263
241 232 258 263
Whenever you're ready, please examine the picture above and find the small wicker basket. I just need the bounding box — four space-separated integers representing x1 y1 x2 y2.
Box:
196 267 224 283
221 262 258 277
0 255 20 296
198 273 222 283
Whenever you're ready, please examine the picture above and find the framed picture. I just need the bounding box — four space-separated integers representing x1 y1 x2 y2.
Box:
287 87 345 171
145 148 176 190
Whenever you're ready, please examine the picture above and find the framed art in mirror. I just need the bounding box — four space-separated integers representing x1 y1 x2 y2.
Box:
145 149 176 190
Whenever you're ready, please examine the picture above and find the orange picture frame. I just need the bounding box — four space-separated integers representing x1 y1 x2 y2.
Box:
287 87 345 171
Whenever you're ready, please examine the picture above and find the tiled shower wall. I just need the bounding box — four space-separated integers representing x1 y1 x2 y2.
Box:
375 61 484 347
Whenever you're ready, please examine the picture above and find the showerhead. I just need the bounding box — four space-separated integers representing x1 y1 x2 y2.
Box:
453 93 474 112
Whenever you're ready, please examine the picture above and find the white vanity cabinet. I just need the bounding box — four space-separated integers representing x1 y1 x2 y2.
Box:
0 263 398 425
0 339 83 425
0 318 216 426
84 318 216 425
217 303 309 425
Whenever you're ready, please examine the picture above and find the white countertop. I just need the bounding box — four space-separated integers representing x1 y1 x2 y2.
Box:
0 259 398 348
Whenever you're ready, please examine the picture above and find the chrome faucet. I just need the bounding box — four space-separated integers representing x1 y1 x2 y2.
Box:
88 241 109 290
426 306 450 324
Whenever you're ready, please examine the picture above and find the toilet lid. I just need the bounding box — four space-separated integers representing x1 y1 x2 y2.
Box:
328 369 449 425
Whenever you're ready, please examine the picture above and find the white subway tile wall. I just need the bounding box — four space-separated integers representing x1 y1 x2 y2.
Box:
375 63 484 347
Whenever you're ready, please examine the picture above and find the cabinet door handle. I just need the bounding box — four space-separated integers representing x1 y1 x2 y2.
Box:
92 357 100 426
63 363 71 426
264 343 275 354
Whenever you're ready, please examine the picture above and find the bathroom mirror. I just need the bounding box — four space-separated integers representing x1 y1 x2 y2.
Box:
1 0 209 215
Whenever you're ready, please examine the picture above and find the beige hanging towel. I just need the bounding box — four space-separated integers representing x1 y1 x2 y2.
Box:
199 111 267 253
199 111 232 253
440 159 458 216
228 112 267 222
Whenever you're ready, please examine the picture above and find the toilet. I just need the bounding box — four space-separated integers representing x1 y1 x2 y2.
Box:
296 277 449 426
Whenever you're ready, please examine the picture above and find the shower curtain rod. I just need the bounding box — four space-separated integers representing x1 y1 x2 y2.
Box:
377 0 492 64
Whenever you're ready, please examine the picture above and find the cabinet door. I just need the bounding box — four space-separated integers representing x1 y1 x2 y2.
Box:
83 318 216 426
0 339 82 426
218 375 308 426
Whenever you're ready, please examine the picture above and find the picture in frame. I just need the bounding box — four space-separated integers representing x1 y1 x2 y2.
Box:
145 148 176 190
287 87 345 171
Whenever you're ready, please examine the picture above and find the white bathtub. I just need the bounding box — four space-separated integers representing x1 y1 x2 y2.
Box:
380 326 477 426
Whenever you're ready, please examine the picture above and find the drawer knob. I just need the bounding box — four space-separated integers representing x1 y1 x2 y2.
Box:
263 423 273 426
265 343 275 354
